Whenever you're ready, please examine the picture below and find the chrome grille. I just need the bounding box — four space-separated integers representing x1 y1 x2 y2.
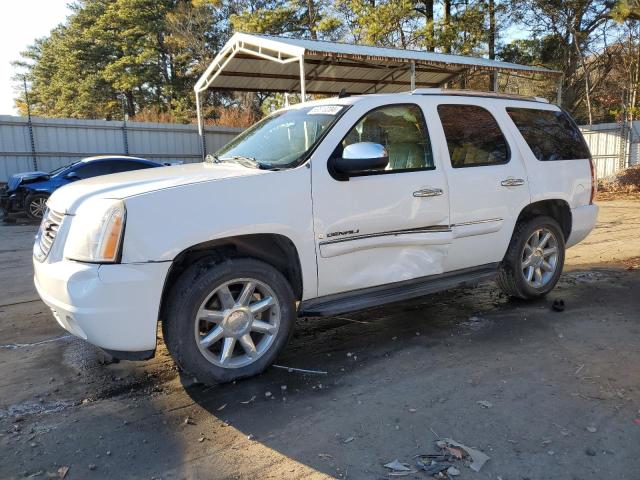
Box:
35 209 64 261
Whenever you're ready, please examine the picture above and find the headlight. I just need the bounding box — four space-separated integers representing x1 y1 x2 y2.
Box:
64 199 126 263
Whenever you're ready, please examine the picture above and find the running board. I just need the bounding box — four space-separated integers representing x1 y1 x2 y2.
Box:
298 263 499 317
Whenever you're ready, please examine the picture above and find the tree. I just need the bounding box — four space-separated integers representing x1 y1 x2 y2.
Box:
15 0 236 122
229 0 341 40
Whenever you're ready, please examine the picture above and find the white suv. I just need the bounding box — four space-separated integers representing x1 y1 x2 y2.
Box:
33 90 598 384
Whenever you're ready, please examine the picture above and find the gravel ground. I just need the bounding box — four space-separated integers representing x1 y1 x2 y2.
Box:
0 199 639 480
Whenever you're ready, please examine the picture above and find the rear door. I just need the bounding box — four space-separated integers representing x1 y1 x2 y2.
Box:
425 98 531 272
311 98 451 297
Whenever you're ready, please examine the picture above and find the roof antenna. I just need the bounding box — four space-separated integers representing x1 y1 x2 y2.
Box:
338 88 350 98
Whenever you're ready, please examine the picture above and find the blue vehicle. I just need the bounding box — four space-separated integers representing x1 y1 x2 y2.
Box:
1 155 166 221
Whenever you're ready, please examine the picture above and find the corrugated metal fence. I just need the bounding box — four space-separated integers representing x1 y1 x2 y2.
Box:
0 115 242 182
580 121 640 179
0 114 637 182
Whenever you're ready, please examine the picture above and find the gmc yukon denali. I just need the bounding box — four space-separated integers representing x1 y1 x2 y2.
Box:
33 89 598 385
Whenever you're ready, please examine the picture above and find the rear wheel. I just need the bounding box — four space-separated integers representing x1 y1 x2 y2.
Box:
25 193 49 221
163 257 296 385
497 216 565 299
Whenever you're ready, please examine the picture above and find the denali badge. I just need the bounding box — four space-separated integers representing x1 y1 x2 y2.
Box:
326 229 360 238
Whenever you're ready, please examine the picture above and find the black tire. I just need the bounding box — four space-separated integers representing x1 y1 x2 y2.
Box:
25 193 49 221
162 257 296 385
497 216 565 299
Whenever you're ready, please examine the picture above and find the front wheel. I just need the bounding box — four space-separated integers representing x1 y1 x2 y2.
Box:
497 216 565 299
25 193 49 221
163 257 296 385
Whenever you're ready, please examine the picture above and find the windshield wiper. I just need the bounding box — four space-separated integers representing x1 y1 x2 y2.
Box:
218 155 273 169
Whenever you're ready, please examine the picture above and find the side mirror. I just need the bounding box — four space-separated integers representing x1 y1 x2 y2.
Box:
332 142 389 178
64 171 80 181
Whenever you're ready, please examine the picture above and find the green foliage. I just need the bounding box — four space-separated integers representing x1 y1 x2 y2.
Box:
16 0 233 121
13 0 640 125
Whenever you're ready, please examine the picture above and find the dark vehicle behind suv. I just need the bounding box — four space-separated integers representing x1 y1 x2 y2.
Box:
1 156 167 221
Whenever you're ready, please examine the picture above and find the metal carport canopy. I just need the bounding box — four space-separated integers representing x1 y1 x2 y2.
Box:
194 32 561 135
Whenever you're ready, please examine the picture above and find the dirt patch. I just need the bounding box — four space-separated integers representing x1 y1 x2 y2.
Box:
1 200 640 480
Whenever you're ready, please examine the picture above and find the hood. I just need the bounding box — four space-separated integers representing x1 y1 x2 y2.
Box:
7 171 50 191
47 162 270 214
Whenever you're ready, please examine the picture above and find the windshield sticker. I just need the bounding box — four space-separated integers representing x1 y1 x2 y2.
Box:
307 105 343 115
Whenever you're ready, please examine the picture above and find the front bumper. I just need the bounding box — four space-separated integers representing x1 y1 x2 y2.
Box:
566 204 599 248
34 257 171 353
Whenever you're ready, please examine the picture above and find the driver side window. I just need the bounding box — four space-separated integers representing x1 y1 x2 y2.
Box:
341 104 434 172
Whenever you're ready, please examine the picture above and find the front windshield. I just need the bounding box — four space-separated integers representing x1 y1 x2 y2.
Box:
215 104 347 168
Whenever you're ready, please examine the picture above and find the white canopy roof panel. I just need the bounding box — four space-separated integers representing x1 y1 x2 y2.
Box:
195 32 561 97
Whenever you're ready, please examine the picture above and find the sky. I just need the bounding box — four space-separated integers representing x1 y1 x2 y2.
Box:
0 0 71 115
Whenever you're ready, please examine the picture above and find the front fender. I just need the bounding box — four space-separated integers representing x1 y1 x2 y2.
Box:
119 166 317 299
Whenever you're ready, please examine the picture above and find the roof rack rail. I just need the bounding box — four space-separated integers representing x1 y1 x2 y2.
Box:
411 88 549 103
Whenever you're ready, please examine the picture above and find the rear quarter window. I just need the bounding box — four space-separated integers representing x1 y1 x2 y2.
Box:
506 107 590 161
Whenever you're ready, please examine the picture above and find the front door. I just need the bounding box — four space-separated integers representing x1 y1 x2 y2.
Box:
311 100 451 297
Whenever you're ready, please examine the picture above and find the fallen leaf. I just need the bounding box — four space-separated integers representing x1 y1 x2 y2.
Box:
446 446 464 459
57 466 70 479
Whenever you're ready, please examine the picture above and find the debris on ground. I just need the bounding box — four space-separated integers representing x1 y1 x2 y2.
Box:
383 459 413 474
217 404 227 411
343 436 355 444
417 459 452 475
240 395 256 404
88 464 97 471
586 425 597 433
447 466 461 476
433 438 490 472
477 400 493 408
272 364 328 375
552 299 566 312
57 466 69 478
183 416 195 425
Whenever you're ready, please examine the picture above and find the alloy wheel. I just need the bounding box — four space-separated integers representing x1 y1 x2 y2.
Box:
521 227 559 288
194 277 280 368
29 197 47 219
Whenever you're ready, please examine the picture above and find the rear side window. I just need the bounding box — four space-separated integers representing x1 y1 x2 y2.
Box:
437 104 509 168
506 108 590 161
109 160 156 173
72 161 113 179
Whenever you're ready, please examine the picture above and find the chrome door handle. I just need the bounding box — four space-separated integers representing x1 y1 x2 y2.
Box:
501 178 525 187
413 188 443 197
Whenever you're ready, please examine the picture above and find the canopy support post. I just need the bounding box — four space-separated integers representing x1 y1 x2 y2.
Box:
195 90 207 160
299 56 306 102
491 71 499 92
556 74 564 106
410 62 416 90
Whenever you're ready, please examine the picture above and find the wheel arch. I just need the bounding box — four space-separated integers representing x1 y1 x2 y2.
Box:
159 233 304 322
515 199 572 241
